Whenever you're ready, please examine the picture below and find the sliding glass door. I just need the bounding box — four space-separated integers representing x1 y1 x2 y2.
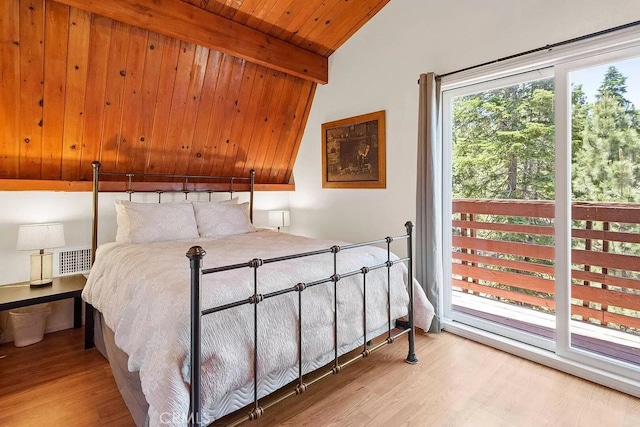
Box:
443 42 640 380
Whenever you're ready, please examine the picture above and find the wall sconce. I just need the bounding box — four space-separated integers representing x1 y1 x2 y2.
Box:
16 223 65 287
267 211 290 232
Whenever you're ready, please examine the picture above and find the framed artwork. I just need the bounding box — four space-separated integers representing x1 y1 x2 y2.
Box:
321 110 386 189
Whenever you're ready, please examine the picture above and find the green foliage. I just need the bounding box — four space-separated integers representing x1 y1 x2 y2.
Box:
452 67 640 203
573 69 640 203
597 66 630 108
571 84 588 161
452 78 556 200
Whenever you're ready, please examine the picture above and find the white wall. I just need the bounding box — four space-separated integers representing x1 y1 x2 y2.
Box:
289 0 640 243
0 190 289 343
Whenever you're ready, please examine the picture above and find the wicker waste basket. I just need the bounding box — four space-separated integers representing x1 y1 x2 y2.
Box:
9 303 51 347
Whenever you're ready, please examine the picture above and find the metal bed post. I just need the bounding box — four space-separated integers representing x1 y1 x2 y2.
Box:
386 237 393 341
183 177 190 200
91 161 100 265
361 267 370 356
187 246 206 427
249 169 255 223
295 282 307 395
126 173 133 201
331 246 341 374
86 161 101 350
405 221 418 364
249 258 264 421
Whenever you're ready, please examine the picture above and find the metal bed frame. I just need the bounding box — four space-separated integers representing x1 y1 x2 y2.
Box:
88 161 418 427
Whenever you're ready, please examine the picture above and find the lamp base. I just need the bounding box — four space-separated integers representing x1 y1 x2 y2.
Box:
29 251 54 288
30 279 53 288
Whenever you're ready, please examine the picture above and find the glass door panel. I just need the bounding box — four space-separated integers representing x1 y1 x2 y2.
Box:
444 70 557 348
569 56 640 369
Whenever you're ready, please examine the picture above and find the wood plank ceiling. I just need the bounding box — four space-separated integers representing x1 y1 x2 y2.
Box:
0 0 390 190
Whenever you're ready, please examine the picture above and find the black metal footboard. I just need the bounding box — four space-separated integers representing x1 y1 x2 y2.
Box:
186 222 418 427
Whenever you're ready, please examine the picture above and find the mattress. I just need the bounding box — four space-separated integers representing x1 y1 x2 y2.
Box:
83 230 434 426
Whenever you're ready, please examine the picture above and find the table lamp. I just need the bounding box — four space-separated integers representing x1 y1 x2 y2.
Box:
17 223 65 287
267 211 290 232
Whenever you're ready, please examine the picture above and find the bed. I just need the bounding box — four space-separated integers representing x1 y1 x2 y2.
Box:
82 162 434 426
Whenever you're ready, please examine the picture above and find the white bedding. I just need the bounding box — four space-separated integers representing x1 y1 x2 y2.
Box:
83 230 434 426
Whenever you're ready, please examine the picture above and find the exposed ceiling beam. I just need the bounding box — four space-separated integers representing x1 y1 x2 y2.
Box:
52 0 328 84
0 179 295 192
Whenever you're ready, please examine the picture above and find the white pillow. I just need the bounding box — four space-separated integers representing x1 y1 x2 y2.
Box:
193 196 239 205
192 202 256 238
114 200 199 244
221 196 239 204
114 201 131 243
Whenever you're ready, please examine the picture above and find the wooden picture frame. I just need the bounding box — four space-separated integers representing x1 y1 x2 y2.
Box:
321 110 386 189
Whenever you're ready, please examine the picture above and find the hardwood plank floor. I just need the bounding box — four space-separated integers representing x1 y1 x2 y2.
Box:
0 328 132 426
1 328 640 426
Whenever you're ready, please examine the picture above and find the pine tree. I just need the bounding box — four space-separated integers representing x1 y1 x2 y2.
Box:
452 78 555 200
573 67 640 202
597 66 630 108
571 84 588 162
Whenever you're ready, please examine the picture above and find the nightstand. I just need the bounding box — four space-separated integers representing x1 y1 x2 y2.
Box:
0 274 87 342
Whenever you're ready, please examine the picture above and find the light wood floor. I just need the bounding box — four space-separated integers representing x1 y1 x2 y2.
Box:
1 328 640 426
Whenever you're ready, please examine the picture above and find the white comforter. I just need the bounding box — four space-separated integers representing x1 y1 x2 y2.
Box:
83 230 434 426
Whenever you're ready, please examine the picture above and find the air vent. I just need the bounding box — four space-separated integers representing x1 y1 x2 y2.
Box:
58 248 92 275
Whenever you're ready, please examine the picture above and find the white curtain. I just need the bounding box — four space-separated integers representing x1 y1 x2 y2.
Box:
416 73 442 332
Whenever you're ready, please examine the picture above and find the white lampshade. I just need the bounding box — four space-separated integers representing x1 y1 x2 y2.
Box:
17 223 65 287
267 211 291 228
17 223 65 251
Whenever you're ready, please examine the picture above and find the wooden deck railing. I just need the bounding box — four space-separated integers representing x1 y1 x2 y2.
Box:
452 199 640 333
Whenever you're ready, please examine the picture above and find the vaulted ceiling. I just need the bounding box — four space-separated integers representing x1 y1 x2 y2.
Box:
0 0 390 190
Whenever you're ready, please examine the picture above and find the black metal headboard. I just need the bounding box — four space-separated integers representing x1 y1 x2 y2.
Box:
90 161 255 264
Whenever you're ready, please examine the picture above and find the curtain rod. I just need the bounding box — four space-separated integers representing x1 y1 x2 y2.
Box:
435 19 640 80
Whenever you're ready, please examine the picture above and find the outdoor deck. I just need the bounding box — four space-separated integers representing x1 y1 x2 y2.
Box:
452 198 640 365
